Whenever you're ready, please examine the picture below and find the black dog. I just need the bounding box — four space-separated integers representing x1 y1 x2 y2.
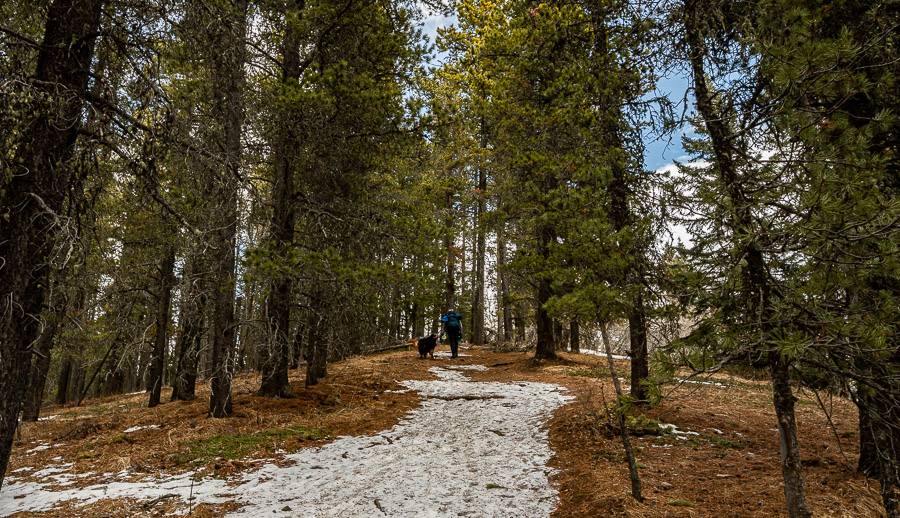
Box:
417 334 438 359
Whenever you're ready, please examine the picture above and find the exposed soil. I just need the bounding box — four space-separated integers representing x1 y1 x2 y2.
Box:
4 344 884 517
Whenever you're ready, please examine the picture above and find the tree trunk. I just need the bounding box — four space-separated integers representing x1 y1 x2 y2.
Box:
22 275 68 421
171 254 205 401
22 307 63 421
148 246 175 407
601 323 643 502
534 223 556 359
470 124 487 345
22 330 55 422
628 290 648 403
514 301 526 342
0 0 104 488
207 0 248 418
55 356 73 405
290 320 304 369
497 222 513 342
769 352 811 518
305 301 327 387
569 319 580 353
858 393 880 476
259 0 303 398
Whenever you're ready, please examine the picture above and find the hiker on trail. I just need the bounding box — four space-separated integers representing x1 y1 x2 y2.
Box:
440 309 463 359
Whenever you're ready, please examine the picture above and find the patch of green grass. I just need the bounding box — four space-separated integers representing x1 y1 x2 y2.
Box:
626 415 665 436
668 499 694 507
108 433 134 445
485 483 507 490
569 367 605 378
176 425 329 465
710 436 744 450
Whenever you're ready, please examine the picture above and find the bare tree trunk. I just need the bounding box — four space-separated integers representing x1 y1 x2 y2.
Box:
259 0 303 398
534 223 556 360
207 0 248 418
0 0 104 488
148 246 176 407
600 323 643 501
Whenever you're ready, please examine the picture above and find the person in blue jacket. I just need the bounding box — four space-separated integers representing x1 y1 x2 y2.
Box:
440 309 463 359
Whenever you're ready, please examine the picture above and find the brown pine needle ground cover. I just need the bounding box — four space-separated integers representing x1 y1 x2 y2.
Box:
7 345 884 517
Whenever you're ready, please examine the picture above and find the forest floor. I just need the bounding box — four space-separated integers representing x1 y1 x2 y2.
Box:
0 345 885 517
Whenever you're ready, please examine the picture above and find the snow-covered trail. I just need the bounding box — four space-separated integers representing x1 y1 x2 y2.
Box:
1 365 572 517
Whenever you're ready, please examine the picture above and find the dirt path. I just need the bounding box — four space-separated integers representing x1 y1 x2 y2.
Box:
0 365 572 517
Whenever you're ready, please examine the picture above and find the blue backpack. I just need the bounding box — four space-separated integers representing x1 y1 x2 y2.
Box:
442 311 462 332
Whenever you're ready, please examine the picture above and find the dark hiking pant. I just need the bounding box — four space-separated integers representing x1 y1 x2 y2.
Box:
448 331 460 358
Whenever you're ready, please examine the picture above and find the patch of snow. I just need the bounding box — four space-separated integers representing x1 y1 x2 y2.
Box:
447 364 489 371
1 367 572 518
11 467 32 474
0 472 231 514
660 423 700 437
675 378 726 388
32 464 73 479
428 366 470 382
432 351 471 359
123 425 160 434
25 444 51 454
38 415 59 421
383 389 411 394
579 349 630 361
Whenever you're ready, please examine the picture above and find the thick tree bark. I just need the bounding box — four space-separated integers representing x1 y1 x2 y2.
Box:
0 0 104 486
207 0 248 418
685 4 811 515
259 0 303 398
148 246 176 407
534 221 556 360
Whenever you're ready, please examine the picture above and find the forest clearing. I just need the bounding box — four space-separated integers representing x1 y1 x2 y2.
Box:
1 0 897 516
0 346 886 517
